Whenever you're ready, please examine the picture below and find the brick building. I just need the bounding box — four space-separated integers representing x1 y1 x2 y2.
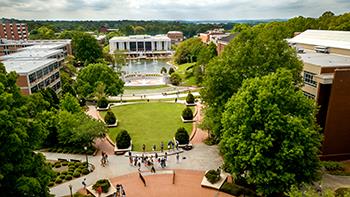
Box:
0 22 28 40
167 31 184 44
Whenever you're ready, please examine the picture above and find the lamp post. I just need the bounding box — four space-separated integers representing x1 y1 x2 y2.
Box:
69 184 73 197
84 146 89 170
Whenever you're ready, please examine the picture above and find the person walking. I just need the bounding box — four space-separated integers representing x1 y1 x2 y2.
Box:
176 153 180 163
152 144 156 152
160 142 164 153
175 140 179 151
142 144 146 152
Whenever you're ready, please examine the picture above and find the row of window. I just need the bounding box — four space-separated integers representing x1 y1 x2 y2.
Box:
28 62 59 83
30 72 60 93
303 91 315 99
116 41 167 51
303 71 317 87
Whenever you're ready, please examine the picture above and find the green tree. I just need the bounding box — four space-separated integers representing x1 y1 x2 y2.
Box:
113 50 127 72
60 93 81 113
76 63 124 97
221 70 321 196
133 26 145 34
201 27 303 138
39 87 60 109
29 26 56 40
175 127 189 144
0 63 53 196
174 38 205 64
104 110 117 125
116 130 131 149
72 32 103 65
170 73 182 86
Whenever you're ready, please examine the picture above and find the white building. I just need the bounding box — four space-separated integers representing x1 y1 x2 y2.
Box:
109 35 172 57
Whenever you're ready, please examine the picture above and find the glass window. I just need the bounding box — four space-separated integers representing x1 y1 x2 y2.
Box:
36 69 43 79
28 73 36 83
43 66 49 75
303 91 315 99
304 71 317 87
31 85 38 93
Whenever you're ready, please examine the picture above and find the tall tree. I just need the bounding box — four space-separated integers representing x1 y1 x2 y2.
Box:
60 93 81 114
174 38 205 64
221 70 321 196
72 32 103 65
75 63 124 98
201 27 303 138
29 26 56 40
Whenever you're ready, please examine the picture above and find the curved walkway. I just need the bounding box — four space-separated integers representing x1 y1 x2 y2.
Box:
190 102 208 144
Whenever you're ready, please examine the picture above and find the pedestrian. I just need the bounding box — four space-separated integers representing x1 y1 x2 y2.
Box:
175 98 177 103
128 151 132 157
151 164 156 173
176 140 179 151
134 156 138 166
176 153 180 163
155 152 158 160
129 156 133 166
104 154 108 165
152 144 156 152
142 144 146 152
82 178 87 190
165 152 168 161
138 158 141 169
160 142 164 152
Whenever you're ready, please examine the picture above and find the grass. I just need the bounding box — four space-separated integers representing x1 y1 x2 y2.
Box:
174 63 197 86
101 102 193 151
124 85 168 90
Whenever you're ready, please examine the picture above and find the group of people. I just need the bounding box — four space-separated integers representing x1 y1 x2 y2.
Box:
128 151 173 171
100 151 108 167
142 140 179 153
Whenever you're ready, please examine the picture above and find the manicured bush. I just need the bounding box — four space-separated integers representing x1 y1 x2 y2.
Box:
82 168 90 175
104 110 117 125
220 182 244 196
186 92 195 104
175 127 189 144
170 73 182 85
73 171 81 178
322 161 345 172
62 161 68 166
160 67 167 74
97 97 109 108
57 148 63 153
182 107 193 120
93 179 111 193
61 171 68 176
116 130 131 149
54 163 62 168
55 178 63 184
168 67 175 75
48 182 55 187
205 169 221 184
65 175 73 180
59 175 66 180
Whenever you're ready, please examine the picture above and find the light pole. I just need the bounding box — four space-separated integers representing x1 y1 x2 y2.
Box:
69 184 73 197
84 146 89 170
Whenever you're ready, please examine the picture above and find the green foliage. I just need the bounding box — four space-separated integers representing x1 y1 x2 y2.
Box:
170 73 182 86
116 130 131 149
160 67 167 74
39 87 60 109
186 92 195 104
93 179 111 193
104 110 117 125
29 26 56 40
287 184 343 197
82 169 90 175
197 42 217 66
220 70 321 195
97 97 109 108
201 25 303 138
335 188 350 197
48 182 55 187
175 127 189 144
174 38 205 64
168 67 175 75
65 175 73 180
60 93 81 113
182 107 193 120
76 63 124 97
72 171 81 178
205 169 221 184
55 178 63 184
72 32 102 65
322 161 345 172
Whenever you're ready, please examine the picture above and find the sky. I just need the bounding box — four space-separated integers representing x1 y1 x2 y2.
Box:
1 0 350 20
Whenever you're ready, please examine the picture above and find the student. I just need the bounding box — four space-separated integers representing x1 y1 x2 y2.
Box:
176 153 180 163
142 144 146 152
160 142 164 152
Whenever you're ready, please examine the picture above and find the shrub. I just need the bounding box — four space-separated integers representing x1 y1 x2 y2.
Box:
186 92 195 104
62 161 68 166
48 182 55 187
54 163 62 168
168 67 175 75
97 97 109 108
220 182 244 196
322 161 345 172
55 178 63 184
73 171 81 178
205 169 221 184
59 175 66 180
57 148 63 153
182 107 193 120
93 179 111 193
170 73 182 86
175 127 189 144
82 168 90 175
160 67 167 74
65 175 73 181
61 171 68 176
104 110 117 125
335 188 350 197
116 130 131 149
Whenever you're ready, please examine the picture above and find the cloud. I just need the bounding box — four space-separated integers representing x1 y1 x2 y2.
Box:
0 0 349 20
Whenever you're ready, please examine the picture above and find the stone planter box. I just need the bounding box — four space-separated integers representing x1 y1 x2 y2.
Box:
114 140 132 155
86 179 116 197
201 170 229 190
181 116 195 123
106 120 118 128
97 104 111 111
185 102 196 106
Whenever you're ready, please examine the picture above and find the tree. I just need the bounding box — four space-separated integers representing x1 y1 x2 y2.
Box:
170 73 182 86
160 67 167 74
39 87 60 109
168 67 175 75
29 26 56 40
174 38 205 64
60 93 81 113
0 63 54 196
97 97 109 108
113 50 127 72
72 32 103 65
186 92 195 104
104 110 117 125
220 70 321 196
133 26 145 34
175 127 189 144
57 111 106 148
201 27 303 138
182 107 193 120
116 130 131 149
76 63 124 97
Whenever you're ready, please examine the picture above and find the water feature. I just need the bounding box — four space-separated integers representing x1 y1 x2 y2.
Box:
120 59 172 74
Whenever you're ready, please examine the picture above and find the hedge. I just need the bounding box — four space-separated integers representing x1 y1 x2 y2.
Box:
182 107 193 120
205 169 221 184
116 130 131 149
97 97 109 108
73 171 81 178
55 178 63 184
175 127 189 144
104 110 117 125
186 93 195 104
65 175 73 180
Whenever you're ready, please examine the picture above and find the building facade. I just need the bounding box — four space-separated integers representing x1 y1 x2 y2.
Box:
216 33 238 54
289 29 350 160
0 22 28 40
109 35 172 57
167 31 184 44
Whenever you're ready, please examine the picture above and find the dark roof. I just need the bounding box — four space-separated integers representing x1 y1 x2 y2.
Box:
219 33 239 43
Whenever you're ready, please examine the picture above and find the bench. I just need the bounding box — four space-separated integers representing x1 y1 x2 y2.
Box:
70 159 81 163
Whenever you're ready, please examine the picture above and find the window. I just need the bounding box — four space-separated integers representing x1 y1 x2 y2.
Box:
36 69 43 79
130 42 136 51
303 91 315 99
28 73 37 83
304 71 317 87
43 66 49 75
161 41 165 50
31 85 38 93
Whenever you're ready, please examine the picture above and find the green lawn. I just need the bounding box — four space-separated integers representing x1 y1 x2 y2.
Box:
124 85 168 90
101 102 193 151
175 63 197 86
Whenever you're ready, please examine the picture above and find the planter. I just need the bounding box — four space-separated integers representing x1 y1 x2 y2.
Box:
97 104 111 111
87 179 116 197
201 170 229 190
114 140 132 155
185 102 196 106
181 116 195 123
106 121 118 128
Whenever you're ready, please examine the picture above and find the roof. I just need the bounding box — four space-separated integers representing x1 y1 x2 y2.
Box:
20 43 67 51
218 33 239 43
299 50 350 68
2 59 57 74
1 49 63 61
288 30 350 50
110 35 171 42
167 31 183 34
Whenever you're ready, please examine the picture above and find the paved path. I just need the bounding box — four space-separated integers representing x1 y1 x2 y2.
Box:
191 102 209 144
47 143 223 196
109 92 200 101
322 173 350 190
